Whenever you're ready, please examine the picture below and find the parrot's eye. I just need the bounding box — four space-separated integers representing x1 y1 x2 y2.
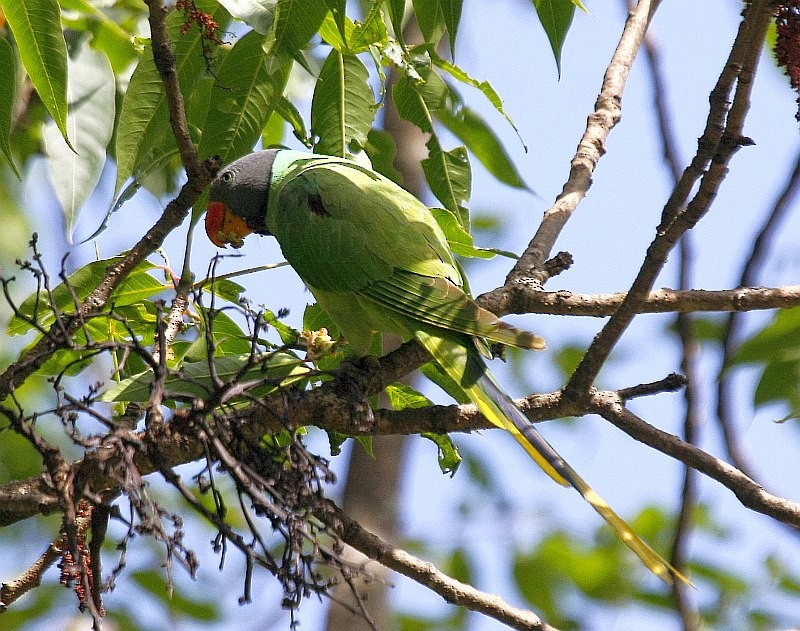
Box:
221 170 234 183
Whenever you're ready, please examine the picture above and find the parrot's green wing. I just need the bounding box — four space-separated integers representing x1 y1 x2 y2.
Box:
268 157 543 351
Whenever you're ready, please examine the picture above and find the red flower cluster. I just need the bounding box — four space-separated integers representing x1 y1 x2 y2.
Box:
776 1 800 121
175 0 223 45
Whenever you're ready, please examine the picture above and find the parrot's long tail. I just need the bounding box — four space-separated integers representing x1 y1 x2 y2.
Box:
415 330 690 586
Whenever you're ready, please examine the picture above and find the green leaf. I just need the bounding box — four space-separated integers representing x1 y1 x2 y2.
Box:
411 0 445 46
0 37 21 179
439 0 463 57
0 37 20 177
0 0 71 148
183 308 254 362
99 351 310 402
349 0 388 52
59 0 138 74
8 258 166 336
114 0 229 193
276 95 310 145
263 308 301 347
393 69 448 133
386 382 431 410
419 361 470 405
324 0 348 42
436 106 529 190
273 0 329 55
422 140 471 226
425 46 523 141
43 45 115 241
196 29 292 170
734 307 800 364
532 0 576 76
216 0 277 34
364 128 402 183
311 50 376 157
191 30 292 224
421 432 461 475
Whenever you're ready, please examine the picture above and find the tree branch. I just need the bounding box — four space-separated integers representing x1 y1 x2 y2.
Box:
564 0 775 401
493 0 661 302
590 392 800 527
0 0 215 403
318 500 561 631
481 283 800 318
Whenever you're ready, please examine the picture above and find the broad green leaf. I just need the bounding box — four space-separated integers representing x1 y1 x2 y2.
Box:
182 308 254 362
439 0 463 57
394 71 471 224
422 140 471 226
420 361 470 405
425 46 523 141
393 72 445 133
349 0 388 52
31 306 157 377
411 0 445 46
276 95 310 145
386 382 431 410
273 0 329 55
43 45 115 241
131 570 220 620
195 277 246 305
216 0 277 34
324 0 347 42
532 0 575 76
318 11 351 51
0 37 20 178
196 29 292 169
0 0 71 148
436 106 529 190
114 0 228 193
311 50 376 158
8 258 166 336
264 307 301 347
98 351 311 402
734 307 800 365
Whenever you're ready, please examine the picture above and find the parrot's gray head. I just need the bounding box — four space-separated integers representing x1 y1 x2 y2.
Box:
206 149 279 248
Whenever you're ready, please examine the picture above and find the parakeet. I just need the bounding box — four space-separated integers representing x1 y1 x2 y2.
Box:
205 149 688 585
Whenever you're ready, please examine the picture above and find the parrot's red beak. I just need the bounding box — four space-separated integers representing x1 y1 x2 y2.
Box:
205 201 253 249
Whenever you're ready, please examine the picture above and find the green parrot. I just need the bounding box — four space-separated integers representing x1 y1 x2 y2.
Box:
205 149 688 585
